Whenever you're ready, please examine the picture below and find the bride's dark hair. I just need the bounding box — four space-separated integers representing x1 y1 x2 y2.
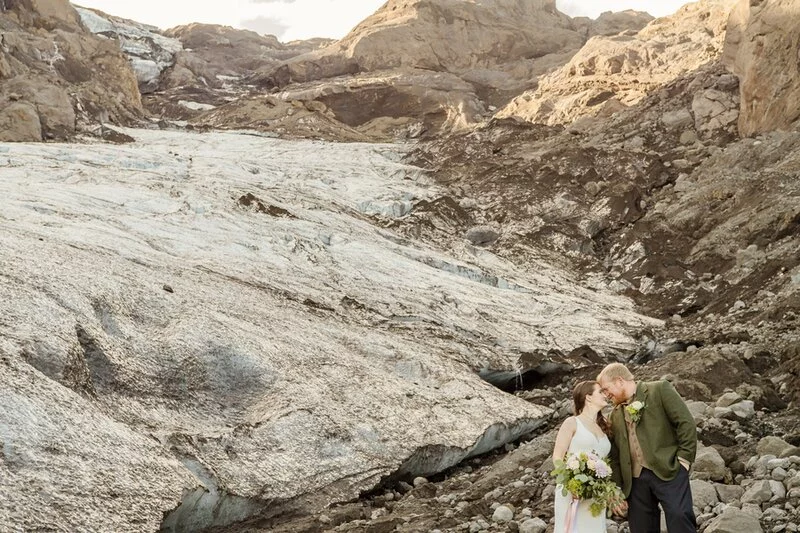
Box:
572 380 611 435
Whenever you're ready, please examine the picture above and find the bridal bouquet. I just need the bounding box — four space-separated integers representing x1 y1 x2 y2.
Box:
551 451 624 517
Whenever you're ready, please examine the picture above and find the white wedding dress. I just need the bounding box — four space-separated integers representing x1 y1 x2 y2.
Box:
554 417 612 533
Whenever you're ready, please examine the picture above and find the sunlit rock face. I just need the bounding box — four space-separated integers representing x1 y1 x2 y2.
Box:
723 0 800 136
0 129 658 531
0 0 142 141
498 0 737 126
240 0 651 140
333 0 578 74
260 0 579 103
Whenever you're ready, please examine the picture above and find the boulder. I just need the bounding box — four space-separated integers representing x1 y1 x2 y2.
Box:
741 480 773 505
492 505 514 523
757 437 795 458
714 483 745 504
519 517 547 533
694 445 728 482
768 479 786 501
28 84 75 138
661 108 694 130
716 391 742 408
704 506 763 533
686 400 710 423
728 400 755 420
691 479 719 510
692 88 739 137
0 101 42 142
466 226 501 246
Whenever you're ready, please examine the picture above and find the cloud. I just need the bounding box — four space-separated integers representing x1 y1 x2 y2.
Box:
556 1 583 16
555 0 688 18
241 15 290 37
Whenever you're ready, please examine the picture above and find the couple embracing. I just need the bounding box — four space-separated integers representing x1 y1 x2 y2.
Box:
552 363 698 533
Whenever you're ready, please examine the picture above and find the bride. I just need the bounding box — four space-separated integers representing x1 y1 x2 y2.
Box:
552 380 612 533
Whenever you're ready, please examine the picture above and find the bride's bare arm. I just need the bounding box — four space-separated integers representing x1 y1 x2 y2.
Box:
552 416 577 462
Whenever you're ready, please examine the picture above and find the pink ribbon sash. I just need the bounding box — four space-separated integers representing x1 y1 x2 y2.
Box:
563 498 579 533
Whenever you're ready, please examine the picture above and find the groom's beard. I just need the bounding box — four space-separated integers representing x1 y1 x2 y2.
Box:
613 393 633 406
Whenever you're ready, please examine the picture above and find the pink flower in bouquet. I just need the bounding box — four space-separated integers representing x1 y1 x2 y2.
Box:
584 452 611 478
593 459 612 478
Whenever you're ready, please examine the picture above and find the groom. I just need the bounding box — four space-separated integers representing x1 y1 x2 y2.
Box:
597 363 697 533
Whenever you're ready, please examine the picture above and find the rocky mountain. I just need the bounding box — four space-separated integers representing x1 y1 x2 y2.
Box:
0 0 142 141
73 9 329 124
0 0 653 143
154 24 332 114
498 0 737 126
0 1 334 143
236 0 652 140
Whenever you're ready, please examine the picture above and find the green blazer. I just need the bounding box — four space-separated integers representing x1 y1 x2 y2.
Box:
609 380 697 497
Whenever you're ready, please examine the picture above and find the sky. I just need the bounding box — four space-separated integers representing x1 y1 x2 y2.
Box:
73 1 691 42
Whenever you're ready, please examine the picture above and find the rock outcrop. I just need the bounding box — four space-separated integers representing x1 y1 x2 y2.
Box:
723 0 800 136
162 23 288 89
253 0 580 89
572 10 655 39
196 68 488 142
76 6 183 93
150 24 330 123
498 0 737 126
0 0 143 141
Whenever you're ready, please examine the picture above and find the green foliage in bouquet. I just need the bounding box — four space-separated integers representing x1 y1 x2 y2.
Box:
551 451 624 517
